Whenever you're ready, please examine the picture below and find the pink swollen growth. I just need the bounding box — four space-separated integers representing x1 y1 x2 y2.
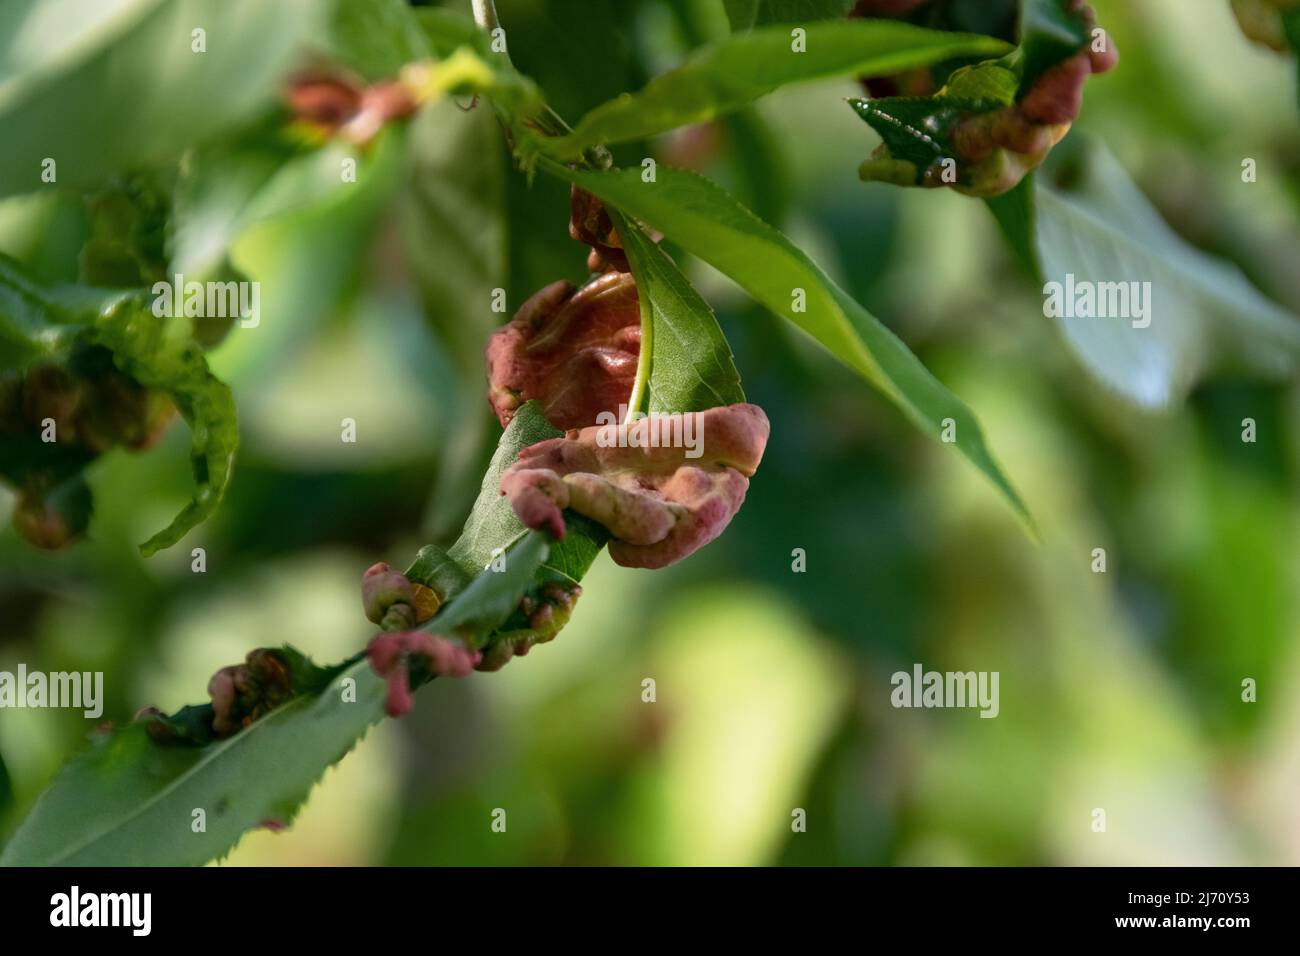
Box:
499 403 770 569
366 631 481 718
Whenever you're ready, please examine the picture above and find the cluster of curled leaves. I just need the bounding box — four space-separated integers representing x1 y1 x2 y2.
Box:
0 202 238 555
1 0 1133 865
361 186 771 716
852 0 1117 197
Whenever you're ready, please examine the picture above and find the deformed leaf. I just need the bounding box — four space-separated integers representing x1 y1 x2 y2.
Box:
446 401 607 586
370 531 552 715
502 404 770 569
550 162 1030 523
485 272 642 431
852 0 1115 197
0 256 82 371
404 543 473 606
421 530 550 644
0 530 553 866
88 296 238 556
851 91 996 178
0 256 238 554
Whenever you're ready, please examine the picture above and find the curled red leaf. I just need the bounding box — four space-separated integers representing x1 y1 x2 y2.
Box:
569 186 629 273
207 649 294 738
477 581 584 672
500 403 770 569
485 271 642 431
366 631 481 717
856 1 1118 198
360 562 441 630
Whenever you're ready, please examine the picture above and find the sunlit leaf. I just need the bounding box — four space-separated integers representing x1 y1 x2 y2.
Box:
614 212 746 415
1033 143 1300 408
537 21 1010 159
91 297 238 556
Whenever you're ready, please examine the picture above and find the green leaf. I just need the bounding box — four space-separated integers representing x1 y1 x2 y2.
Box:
0 528 555 866
551 162 1029 522
985 173 1041 279
400 103 506 372
422 531 550 646
86 296 239 556
614 211 746 415
850 94 987 174
0 255 82 371
1033 142 1300 408
0 256 238 553
0 520 553 865
723 0 761 32
446 401 606 586
537 21 1011 159
208 129 407 384
724 0 854 31
327 0 430 79
171 140 368 281
0 0 328 197
850 0 1094 191
407 17 543 129
0 0 158 92
0 658 386 866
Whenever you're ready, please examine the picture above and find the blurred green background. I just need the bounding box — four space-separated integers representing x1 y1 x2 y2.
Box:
1 0 1298 865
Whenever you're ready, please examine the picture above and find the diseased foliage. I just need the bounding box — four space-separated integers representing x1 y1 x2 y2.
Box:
2 0 1297 867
